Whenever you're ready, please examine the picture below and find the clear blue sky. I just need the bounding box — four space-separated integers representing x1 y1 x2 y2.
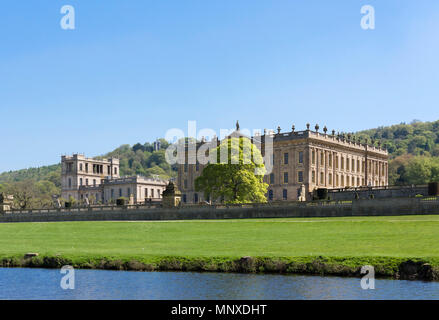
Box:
1 0 439 172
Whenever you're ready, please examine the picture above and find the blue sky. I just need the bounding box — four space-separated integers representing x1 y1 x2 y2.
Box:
1 0 439 172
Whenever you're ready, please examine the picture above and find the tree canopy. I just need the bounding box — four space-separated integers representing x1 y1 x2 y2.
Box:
195 137 268 204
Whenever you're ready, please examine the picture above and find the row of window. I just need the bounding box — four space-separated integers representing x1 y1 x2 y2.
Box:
110 188 162 198
79 178 98 187
272 151 304 166
282 152 304 165
76 163 118 175
311 149 386 177
268 189 288 200
183 163 200 173
269 171 304 184
268 170 383 188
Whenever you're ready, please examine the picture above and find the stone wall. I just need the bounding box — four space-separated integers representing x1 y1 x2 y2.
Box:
327 185 428 200
1 196 438 223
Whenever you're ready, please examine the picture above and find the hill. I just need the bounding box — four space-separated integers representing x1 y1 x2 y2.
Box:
0 139 177 208
356 120 439 185
1 120 439 208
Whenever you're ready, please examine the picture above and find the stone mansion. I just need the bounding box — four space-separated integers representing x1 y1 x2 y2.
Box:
61 154 168 204
177 123 389 203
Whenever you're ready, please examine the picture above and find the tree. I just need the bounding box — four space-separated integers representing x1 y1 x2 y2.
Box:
405 156 439 185
195 137 268 204
7 180 37 209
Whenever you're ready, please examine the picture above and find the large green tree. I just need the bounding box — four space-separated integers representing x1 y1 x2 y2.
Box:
195 137 268 204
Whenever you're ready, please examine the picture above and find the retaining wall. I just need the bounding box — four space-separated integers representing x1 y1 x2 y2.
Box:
1 197 439 223
328 186 429 200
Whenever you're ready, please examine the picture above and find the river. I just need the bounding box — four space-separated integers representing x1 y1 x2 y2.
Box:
0 268 438 300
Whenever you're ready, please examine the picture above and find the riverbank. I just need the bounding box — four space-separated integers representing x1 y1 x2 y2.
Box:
1 254 439 281
1 216 439 281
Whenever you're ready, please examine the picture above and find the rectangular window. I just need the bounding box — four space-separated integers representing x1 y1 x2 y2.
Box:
119 189 122 197
298 171 304 183
151 189 155 198
347 158 350 171
320 172 324 185
329 173 332 185
108 165 111 174
114 167 118 175
283 189 288 200
85 163 89 173
341 157 344 170
268 190 273 201
312 150 315 165
357 177 360 186
145 188 148 198
312 171 315 183
111 189 114 198
86 179 88 186
320 152 324 166
79 163 83 171
184 179 188 189
298 151 303 164
336 155 339 169
357 160 360 173
93 179 96 186
284 172 289 184
352 159 355 172
284 153 289 165
127 188 131 196
336 174 339 186
80 178 83 186
329 154 332 167
270 173 275 184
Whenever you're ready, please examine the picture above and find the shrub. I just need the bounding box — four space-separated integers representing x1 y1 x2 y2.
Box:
116 198 127 206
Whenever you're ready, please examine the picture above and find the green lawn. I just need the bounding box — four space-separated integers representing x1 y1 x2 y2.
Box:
1 215 438 264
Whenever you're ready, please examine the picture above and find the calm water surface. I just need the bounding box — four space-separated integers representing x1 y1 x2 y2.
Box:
0 268 438 300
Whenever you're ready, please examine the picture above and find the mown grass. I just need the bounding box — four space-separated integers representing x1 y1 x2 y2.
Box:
1 215 439 279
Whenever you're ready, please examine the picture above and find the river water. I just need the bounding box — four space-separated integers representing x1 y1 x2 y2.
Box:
0 268 438 300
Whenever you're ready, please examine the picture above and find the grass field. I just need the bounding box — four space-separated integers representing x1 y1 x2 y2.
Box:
1 215 439 278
